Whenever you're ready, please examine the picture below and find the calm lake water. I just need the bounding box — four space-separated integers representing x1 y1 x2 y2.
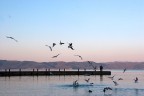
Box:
0 70 144 96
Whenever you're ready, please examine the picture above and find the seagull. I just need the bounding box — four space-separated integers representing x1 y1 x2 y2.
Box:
134 77 138 83
6 36 18 42
123 68 127 73
60 41 64 45
45 45 52 51
108 75 115 80
88 90 92 93
103 87 112 94
113 81 118 86
74 55 83 60
52 43 56 47
73 80 79 87
88 61 97 71
85 78 90 83
52 54 60 58
68 43 74 50
118 78 123 80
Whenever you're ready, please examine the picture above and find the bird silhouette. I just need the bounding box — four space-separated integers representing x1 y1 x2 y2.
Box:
113 81 118 86
52 43 56 47
134 77 138 83
68 43 74 50
118 78 123 80
123 68 127 73
87 61 97 71
74 55 83 60
88 90 92 93
60 41 64 45
108 75 115 80
103 87 112 93
6 36 18 42
85 78 90 83
52 54 60 58
73 80 79 87
45 45 52 51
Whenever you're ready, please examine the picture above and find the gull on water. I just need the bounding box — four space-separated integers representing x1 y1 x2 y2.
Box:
113 81 118 86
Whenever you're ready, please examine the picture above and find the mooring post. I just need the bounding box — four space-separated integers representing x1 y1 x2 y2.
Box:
64 68 65 75
8 69 10 76
48 69 50 75
19 69 21 76
37 69 38 75
46 69 47 75
78 68 79 75
5 69 7 76
33 69 34 75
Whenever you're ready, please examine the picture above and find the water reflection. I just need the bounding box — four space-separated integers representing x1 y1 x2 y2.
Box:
1 72 144 96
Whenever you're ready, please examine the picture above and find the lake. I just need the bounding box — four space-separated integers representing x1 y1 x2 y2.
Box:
0 70 144 96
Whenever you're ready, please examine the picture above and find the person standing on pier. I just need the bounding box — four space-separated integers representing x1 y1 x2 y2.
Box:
100 65 103 71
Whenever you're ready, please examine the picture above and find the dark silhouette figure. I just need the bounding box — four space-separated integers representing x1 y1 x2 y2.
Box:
87 61 97 71
74 55 82 60
68 43 74 50
123 68 127 73
52 43 56 47
60 41 64 45
45 45 52 51
52 54 60 58
100 65 103 71
6 36 18 42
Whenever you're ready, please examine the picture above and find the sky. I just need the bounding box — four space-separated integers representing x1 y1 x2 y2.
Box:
0 0 144 62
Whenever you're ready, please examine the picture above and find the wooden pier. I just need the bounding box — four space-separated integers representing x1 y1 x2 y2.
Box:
0 69 111 76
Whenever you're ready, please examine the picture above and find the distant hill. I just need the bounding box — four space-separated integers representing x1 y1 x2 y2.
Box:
0 60 144 70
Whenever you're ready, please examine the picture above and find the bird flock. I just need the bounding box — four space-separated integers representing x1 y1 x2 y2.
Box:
4 36 85 60
4 36 140 95
73 68 140 95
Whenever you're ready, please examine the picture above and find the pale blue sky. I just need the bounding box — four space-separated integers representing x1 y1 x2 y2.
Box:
0 0 144 62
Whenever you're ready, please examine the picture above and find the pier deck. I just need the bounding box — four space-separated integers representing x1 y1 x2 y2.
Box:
0 69 111 76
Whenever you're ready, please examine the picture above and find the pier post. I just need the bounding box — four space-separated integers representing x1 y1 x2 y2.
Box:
48 69 50 75
5 69 7 76
9 69 10 76
64 68 65 75
37 69 38 76
33 69 34 75
78 68 79 75
19 69 21 76
46 69 47 75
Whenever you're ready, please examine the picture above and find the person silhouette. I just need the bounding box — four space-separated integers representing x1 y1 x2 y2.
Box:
100 65 103 71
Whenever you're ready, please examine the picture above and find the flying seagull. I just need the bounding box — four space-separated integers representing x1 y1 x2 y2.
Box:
74 55 83 60
134 77 138 83
118 78 123 81
113 81 118 86
68 43 74 50
52 43 56 47
108 75 116 80
87 61 97 71
52 54 60 58
60 41 64 45
123 68 127 73
85 78 90 83
6 36 18 42
45 45 52 51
